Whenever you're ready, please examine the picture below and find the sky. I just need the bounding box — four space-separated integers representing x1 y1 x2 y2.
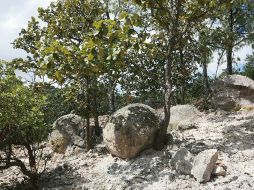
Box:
0 0 253 77
208 45 252 76
0 0 54 61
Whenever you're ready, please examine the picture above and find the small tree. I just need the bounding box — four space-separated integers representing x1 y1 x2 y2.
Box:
0 61 51 190
242 53 254 80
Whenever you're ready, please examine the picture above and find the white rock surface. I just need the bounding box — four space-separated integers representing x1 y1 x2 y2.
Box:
191 149 218 183
171 148 193 175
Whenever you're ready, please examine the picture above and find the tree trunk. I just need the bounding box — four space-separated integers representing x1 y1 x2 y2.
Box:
202 59 210 110
202 61 209 92
179 49 185 104
29 174 39 190
227 8 234 75
108 79 116 114
226 46 233 75
25 144 39 190
153 60 171 150
86 78 91 151
181 85 185 104
91 87 101 136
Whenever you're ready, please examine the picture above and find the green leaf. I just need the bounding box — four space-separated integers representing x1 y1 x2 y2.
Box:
93 20 103 30
119 11 128 20
87 53 94 61
55 71 64 82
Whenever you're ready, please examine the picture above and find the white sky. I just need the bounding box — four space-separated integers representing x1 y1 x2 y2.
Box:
0 0 54 61
208 45 253 76
0 0 252 77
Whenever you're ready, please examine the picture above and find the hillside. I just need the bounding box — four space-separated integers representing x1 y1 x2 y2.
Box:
1 109 254 190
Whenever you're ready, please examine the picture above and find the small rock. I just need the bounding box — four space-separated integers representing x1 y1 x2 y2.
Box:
191 149 218 183
212 165 226 176
171 148 193 175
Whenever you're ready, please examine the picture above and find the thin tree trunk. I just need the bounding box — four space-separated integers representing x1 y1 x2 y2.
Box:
181 85 185 104
227 8 234 75
202 59 210 110
29 174 39 190
108 79 116 114
86 78 91 151
202 53 210 92
154 59 171 150
91 87 101 136
179 49 185 104
226 46 233 75
25 144 39 190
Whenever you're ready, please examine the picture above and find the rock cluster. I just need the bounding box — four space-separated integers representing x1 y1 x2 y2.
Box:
171 148 226 183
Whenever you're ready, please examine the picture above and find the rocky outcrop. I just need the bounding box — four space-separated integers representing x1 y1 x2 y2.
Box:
214 75 254 111
49 114 85 154
103 103 160 159
191 149 218 183
171 148 193 175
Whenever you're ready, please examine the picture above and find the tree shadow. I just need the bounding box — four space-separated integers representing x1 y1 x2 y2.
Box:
0 164 88 190
107 149 175 190
181 118 254 156
0 178 30 190
221 119 254 154
184 139 223 154
38 164 88 190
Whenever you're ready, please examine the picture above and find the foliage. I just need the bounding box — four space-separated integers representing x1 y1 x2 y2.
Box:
242 53 254 80
0 61 51 189
11 0 254 152
211 0 254 74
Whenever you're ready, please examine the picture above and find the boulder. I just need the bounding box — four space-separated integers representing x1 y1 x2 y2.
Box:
213 75 254 111
191 149 218 183
171 148 193 175
166 104 203 132
49 114 85 154
103 103 159 159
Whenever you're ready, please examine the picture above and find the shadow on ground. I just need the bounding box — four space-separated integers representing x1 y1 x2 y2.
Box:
182 118 254 156
222 119 254 154
39 164 88 189
107 149 175 190
0 164 88 190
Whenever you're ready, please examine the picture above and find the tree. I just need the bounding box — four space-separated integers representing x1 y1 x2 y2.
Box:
127 0 221 149
13 0 131 148
214 0 254 74
242 52 254 79
0 61 51 190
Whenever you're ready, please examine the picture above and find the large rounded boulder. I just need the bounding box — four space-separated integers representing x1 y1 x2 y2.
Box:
49 114 85 154
103 103 159 159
